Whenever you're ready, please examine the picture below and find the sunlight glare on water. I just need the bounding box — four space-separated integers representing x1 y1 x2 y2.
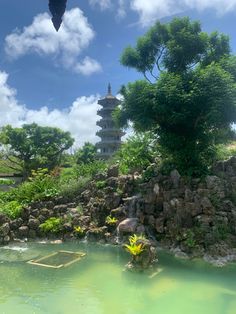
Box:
0 242 235 314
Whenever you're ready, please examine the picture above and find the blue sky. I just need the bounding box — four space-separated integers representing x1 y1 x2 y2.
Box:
0 0 236 147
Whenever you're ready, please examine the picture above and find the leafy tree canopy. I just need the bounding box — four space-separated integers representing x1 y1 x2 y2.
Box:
116 17 236 175
0 123 74 177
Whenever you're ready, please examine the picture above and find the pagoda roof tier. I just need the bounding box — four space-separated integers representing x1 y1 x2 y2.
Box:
97 107 116 116
96 141 122 148
96 119 114 127
96 129 125 137
98 98 120 107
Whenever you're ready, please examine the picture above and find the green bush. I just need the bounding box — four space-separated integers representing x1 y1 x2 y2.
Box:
39 217 63 234
0 200 22 219
0 168 60 208
59 177 89 199
75 160 107 178
114 132 160 174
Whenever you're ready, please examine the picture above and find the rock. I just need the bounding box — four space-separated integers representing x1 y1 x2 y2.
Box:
3 235 10 244
110 207 125 219
28 218 40 230
148 215 155 227
0 213 9 225
153 183 160 196
126 238 157 271
40 208 51 218
155 218 164 233
107 165 119 178
206 176 225 198
170 169 181 188
21 207 30 220
200 197 215 215
118 218 138 233
53 204 68 213
63 223 73 232
28 229 37 239
86 226 108 241
0 223 10 236
18 226 29 237
136 224 145 234
10 218 23 230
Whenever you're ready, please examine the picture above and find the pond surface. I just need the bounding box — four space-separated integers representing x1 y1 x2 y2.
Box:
0 242 235 314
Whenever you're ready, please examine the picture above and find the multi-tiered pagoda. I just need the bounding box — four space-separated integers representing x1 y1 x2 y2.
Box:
96 84 125 159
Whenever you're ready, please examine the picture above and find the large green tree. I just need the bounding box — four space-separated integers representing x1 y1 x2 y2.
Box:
116 17 236 175
0 123 74 177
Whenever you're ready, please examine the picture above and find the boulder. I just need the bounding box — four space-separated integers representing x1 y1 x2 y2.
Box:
170 169 181 188
18 226 29 237
107 165 119 178
118 218 138 233
28 218 40 230
0 223 10 236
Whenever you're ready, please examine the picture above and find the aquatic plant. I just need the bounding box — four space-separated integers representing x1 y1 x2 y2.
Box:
124 234 146 256
125 242 144 256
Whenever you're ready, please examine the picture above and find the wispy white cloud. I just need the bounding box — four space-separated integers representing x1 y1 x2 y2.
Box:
5 8 102 76
89 0 236 26
130 0 236 26
89 0 112 10
0 71 101 147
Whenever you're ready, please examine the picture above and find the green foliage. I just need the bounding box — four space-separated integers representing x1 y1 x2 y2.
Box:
75 142 97 164
0 168 59 206
0 123 74 178
124 234 146 256
184 230 196 249
117 17 236 176
95 180 107 189
59 177 89 199
125 243 144 256
75 160 107 178
105 215 118 225
39 217 63 234
0 200 22 219
114 132 160 174
213 224 230 241
76 204 84 214
215 142 236 161
0 178 15 185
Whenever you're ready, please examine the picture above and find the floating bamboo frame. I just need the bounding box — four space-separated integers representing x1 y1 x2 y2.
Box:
27 250 86 269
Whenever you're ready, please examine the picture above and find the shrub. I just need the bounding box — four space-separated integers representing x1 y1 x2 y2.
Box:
0 200 22 219
4 168 60 205
39 217 63 234
59 177 89 199
95 180 107 189
114 132 160 175
75 160 107 178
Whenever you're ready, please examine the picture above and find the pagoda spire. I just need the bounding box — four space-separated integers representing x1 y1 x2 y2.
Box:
107 83 112 96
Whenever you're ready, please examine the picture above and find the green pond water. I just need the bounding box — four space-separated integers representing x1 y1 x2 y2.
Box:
0 242 236 314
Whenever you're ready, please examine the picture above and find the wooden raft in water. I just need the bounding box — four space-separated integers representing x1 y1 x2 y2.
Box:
27 250 86 269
